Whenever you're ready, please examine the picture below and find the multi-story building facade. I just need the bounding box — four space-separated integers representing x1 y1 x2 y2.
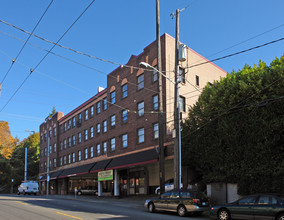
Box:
39 33 227 196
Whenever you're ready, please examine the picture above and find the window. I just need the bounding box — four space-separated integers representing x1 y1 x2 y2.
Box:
121 84 128 99
85 109 89 121
103 120 107 133
137 101 144 117
122 109 128 123
153 95 159 111
68 137 71 147
90 146 94 157
72 117 76 127
68 154 71 164
110 91 116 104
53 143 56 152
179 96 186 112
49 145 52 154
78 150 82 161
152 66 158 82
85 148 88 159
153 123 159 139
96 123 101 134
196 75 199 86
111 138 116 151
64 122 67 132
63 155 66 165
138 128 145 143
137 74 144 90
103 142 107 154
103 97 107 110
68 119 71 129
110 115 116 128
72 135 76 145
53 158 56 168
96 102 101 114
85 129 88 140
238 196 257 205
64 139 67 149
90 126 94 138
90 106 94 117
97 144 101 156
78 132 82 143
78 113 82 123
49 130 52 137
178 67 185 83
72 152 76 163
44 147 47 156
122 134 128 148
60 142 63 151
60 157 63 166
54 127 57 136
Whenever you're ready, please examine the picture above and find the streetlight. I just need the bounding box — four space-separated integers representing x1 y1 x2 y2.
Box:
24 130 35 181
139 61 182 190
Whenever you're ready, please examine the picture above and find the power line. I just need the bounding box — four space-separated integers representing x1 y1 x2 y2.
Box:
0 0 96 112
1 0 54 87
185 37 284 70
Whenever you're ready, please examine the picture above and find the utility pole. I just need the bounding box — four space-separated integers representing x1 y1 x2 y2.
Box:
173 8 182 190
46 135 50 196
156 0 165 195
24 130 35 181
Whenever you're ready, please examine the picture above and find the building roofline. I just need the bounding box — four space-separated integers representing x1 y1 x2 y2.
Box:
58 88 107 123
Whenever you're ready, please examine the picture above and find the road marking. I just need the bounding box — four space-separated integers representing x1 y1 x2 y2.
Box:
16 201 28 205
56 212 83 220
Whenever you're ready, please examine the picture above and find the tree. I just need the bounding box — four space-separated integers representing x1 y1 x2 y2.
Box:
0 121 16 159
181 55 284 195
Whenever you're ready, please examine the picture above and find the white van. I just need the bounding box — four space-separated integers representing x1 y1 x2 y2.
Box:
17 181 39 195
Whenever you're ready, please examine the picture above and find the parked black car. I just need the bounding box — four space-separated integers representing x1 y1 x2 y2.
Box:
144 189 210 217
77 186 98 196
210 194 284 220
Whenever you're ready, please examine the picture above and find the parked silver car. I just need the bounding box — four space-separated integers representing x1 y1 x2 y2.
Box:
145 189 210 217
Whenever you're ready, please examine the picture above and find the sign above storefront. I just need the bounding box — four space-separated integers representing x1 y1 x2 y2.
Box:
98 170 113 181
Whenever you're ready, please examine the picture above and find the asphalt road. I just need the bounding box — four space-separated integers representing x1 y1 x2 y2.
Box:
0 194 210 220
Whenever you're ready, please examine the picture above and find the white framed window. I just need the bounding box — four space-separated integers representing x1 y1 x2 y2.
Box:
96 123 101 134
122 134 128 148
68 154 71 164
153 94 159 111
54 127 57 136
85 148 88 159
85 129 88 140
90 146 94 157
122 109 128 123
111 138 115 151
97 144 101 156
68 119 71 129
90 126 94 138
96 102 101 114
138 128 145 143
72 152 76 163
78 132 82 143
121 84 128 99
64 139 67 149
137 74 144 90
179 67 186 83
153 123 159 139
72 117 76 127
78 150 82 161
110 91 116 104
138 101 144 117
78 113 82 123
90 106 94 117
103 97 107 110
103 120 107 133
110 115 116 128
64 122 67 132
103 142 107 154
53 158 56 168
68 137 71 147
85 109 89 121
60 157 63 166
63 155 66 164
179 96 186 112
49 130 52 137
72 135 76 145
53 143 56 153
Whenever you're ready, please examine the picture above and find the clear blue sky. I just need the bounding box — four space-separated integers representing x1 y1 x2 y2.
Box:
0 0 283 141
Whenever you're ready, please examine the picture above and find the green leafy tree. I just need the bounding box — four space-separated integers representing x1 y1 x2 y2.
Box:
181 55 284 195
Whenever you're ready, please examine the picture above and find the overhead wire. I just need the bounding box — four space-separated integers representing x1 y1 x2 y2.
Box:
0 0 96 112
0 0 54 86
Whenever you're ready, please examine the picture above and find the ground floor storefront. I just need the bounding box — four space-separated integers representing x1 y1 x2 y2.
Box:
39 149 175 197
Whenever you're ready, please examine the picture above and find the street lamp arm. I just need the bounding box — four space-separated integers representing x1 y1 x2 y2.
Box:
139 62 176 85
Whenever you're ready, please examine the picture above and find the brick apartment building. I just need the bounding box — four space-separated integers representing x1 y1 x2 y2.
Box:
39 33 227 196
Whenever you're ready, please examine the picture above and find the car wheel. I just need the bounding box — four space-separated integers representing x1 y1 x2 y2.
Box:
277 214 284 220
148 202 155 213
177 205 187 217
218 209 231 220
157 189 160 195
77 191 82 196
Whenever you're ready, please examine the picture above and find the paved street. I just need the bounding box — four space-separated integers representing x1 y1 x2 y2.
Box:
0 194 210 220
